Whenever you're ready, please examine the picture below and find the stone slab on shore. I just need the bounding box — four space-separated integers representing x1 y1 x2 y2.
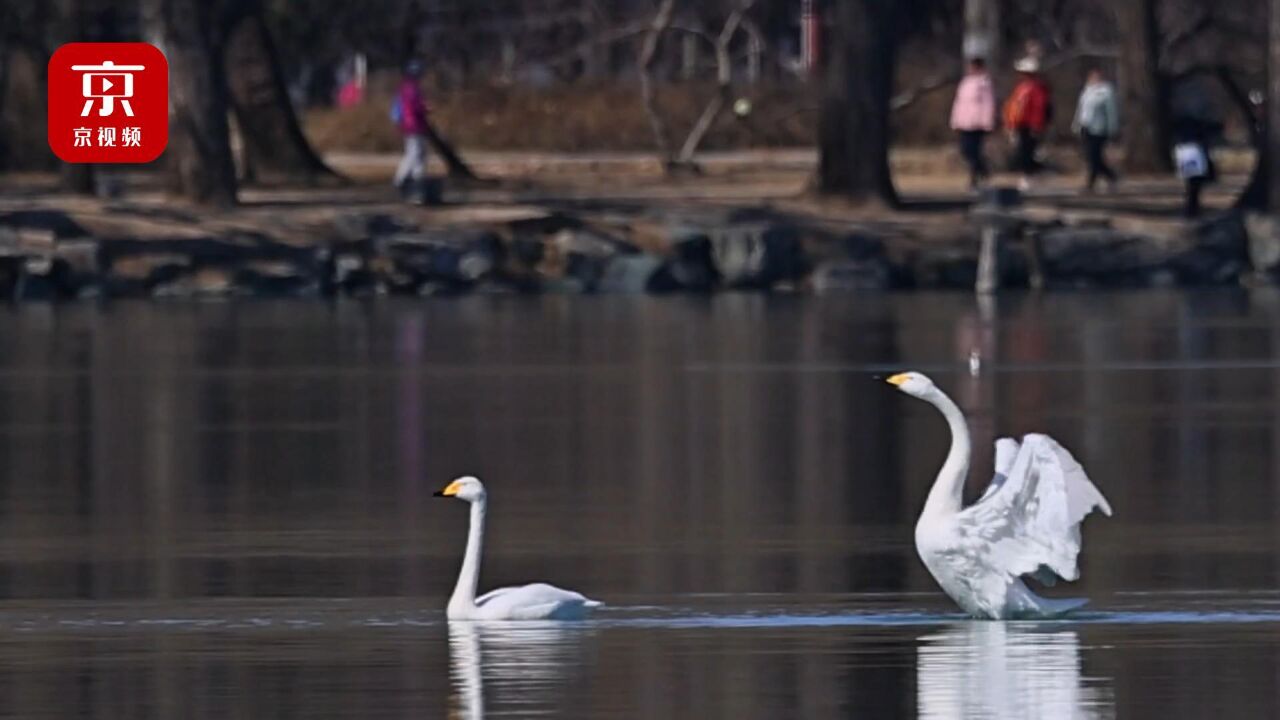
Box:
0 151 1262 300
0 199 1257 300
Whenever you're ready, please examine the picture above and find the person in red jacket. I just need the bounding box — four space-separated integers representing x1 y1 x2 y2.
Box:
1003 57 1052 191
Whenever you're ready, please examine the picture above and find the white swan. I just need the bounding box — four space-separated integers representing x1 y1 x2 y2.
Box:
434 476 603 620
886 372 1112 619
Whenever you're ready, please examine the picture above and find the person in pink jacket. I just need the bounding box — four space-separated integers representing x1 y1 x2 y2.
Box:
949 57 996 189
393 60 431 195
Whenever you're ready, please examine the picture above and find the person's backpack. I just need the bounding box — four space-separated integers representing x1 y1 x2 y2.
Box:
389 97 402 126
1003 85 1029 129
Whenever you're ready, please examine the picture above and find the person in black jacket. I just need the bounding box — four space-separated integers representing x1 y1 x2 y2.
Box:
1170 80 1222 218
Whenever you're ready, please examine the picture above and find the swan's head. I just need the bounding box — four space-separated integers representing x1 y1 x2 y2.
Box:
885 371 937 399
433 475 487 503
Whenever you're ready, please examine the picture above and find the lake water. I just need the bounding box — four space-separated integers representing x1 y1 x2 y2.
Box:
2 291 1280 718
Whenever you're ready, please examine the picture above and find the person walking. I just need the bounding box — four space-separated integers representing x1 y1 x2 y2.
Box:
1171 79 1221 219
393 60 431 198
950 57 997 190
1172 116 1216 218
1072 68 1120 193
1003 57 1052 191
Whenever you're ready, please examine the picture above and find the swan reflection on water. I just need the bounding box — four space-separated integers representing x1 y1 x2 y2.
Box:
916 623 1112 719
448 621 588 720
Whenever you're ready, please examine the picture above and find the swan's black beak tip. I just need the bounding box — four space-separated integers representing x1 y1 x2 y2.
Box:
432 490 446 497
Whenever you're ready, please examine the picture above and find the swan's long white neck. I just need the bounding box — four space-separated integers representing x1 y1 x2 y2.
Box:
450 498 487 611
920 386 971 519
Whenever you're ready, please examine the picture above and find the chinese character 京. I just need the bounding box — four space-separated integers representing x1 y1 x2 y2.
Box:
73 128 92 147
72 60 143 117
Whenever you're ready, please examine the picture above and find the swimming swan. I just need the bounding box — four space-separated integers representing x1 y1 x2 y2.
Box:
886 372 1112 619
434 476 603 620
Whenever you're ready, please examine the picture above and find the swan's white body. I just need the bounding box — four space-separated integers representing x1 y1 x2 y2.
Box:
436 476 603 621
888 372 1112 620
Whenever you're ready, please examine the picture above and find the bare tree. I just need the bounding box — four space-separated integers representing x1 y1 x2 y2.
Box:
676 0 759 165
634 0 765 171
147 0 237 206
1267 0 1280 210
638 0 678 166
1117 0 1172 173
964 0 1002 70
815 0 900 205
224 2 338 184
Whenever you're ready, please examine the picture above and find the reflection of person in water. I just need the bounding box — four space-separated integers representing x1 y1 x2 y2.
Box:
916 623 1112 719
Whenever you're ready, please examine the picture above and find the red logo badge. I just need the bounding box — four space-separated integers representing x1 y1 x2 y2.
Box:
47 43 168 164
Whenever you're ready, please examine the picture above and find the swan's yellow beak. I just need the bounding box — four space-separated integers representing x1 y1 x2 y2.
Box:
433 480 462 497
886 373 910 387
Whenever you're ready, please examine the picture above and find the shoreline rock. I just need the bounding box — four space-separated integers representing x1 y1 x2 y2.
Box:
0 205 1257 301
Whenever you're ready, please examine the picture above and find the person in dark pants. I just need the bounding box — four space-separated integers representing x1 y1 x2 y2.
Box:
950 57 996 189
1003 57 1051 191
1072 68 1119 192
1171 79 1222 218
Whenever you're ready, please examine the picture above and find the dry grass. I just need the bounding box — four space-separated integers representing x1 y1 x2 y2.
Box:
304 81 817 153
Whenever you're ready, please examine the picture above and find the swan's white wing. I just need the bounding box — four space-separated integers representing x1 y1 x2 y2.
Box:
474 583 602 620
959 434 1112 584
976 437 1021 503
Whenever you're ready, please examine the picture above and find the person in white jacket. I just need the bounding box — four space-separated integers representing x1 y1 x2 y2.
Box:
1072 68 1120 192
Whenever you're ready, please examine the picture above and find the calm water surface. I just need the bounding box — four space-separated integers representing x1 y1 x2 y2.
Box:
2 291 1280 718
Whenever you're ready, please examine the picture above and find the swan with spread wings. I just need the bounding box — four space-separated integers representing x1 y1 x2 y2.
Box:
886 372 1112 619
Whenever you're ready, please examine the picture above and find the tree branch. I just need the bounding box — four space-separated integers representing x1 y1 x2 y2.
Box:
889 44 1119 113
1161 8 1213 58
638 0 677 165
677 0 758 164
890 71 960 111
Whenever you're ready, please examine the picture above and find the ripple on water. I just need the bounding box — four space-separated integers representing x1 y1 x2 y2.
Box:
3 593 1280 634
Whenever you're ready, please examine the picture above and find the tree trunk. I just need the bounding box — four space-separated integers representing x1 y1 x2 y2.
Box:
422 120 478 180
965 0 1010 99
148 0 237 206
224 8 337 184
0 29 8 170
1266 0 1280 210
1117 0 1172 174
57 0 97 194
815 0 899 205
964 0 1002 86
